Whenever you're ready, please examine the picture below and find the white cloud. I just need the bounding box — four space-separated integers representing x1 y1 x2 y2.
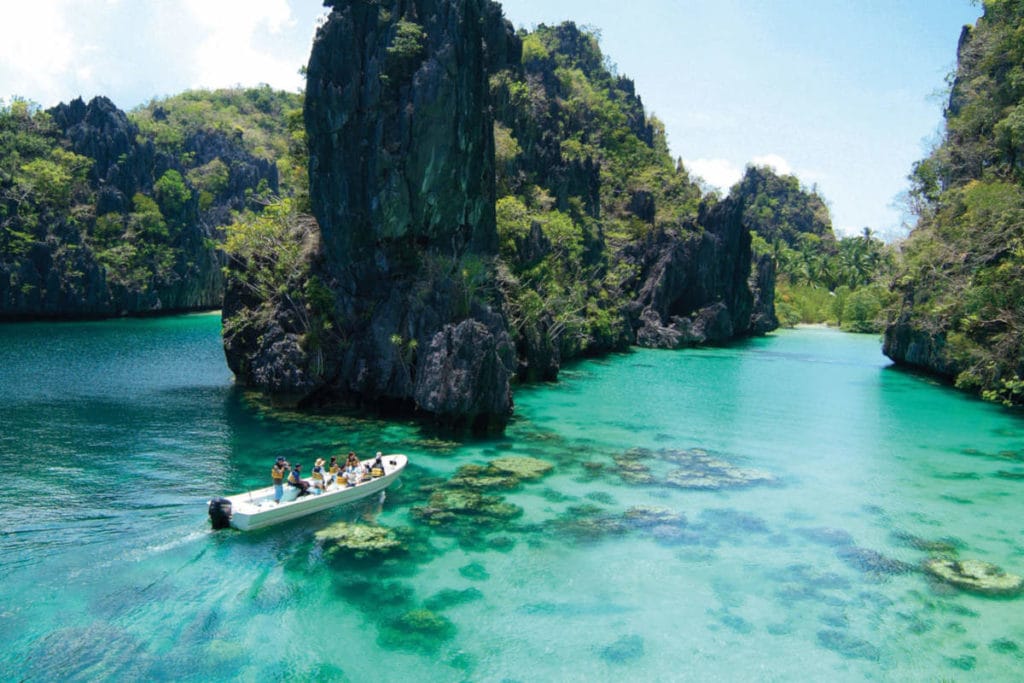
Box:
684 158 744 190
0 1 317 109
0 3 77 106
183 0 302 92
750 153 793 176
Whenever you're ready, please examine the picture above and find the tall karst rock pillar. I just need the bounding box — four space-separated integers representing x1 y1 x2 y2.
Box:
225 0 520 431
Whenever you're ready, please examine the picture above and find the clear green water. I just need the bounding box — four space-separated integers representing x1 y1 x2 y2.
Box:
2 316 1023 681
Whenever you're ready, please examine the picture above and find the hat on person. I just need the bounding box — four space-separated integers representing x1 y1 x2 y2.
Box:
376 451 382 457
315 458 325 467
276 456 286 462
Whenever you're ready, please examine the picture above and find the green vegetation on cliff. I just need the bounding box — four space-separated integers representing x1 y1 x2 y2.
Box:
132 86 306 200
0 87 301 318
887 0 1024 404
491 23 705 368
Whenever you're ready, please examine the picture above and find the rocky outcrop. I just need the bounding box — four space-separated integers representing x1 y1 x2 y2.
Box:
882 315 959 378
224 0 519 431
627 197 761 348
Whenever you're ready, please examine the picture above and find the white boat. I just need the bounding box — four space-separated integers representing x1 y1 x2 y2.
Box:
208 454 408 531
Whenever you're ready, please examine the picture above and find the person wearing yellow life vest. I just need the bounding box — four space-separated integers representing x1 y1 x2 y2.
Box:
271 456 289 503
369 452 386 478
311 458 327 494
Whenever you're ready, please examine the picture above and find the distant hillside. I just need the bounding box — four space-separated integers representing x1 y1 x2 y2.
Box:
732 165 895 332
0 87 300 318
885 1 1024 405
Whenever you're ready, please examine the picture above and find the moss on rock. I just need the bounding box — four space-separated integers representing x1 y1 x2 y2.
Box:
488 455 554 479
315 521 405 559
924 559 1024 597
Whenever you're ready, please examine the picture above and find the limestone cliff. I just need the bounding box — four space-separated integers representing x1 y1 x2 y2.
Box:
490 21 774 367
224 0 520 431
627 197 767 348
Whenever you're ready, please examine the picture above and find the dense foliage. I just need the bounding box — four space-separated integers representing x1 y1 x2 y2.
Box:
890 0 1024 404
0 87 302 316
490 23 704 367
133 85 306 201
734 165 832 249
0 99 91 257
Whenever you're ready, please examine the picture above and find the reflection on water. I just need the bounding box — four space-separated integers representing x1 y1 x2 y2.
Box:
1 321 1024 681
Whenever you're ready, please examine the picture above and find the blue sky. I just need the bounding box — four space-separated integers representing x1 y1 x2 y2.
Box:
0 0 981 237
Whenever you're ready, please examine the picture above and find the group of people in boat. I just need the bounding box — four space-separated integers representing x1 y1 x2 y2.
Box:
271 451 387 503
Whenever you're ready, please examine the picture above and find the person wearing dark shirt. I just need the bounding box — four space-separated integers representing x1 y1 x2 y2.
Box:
287 464 311 496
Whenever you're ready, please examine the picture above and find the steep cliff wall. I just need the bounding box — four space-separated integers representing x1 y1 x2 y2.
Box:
883 3 1024 404
224 0 520 431
223 10 777 429
627 197 765 348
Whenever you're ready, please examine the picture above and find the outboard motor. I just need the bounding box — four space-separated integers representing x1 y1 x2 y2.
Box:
208 497 233 530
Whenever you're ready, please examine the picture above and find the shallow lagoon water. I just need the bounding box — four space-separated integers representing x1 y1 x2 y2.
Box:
1 316 1023 681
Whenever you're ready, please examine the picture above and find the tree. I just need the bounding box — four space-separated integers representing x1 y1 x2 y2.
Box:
153 169 191 223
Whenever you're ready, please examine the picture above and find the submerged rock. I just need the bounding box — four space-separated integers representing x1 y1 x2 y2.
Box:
599 634 645 664
447 464 520 490
989 638 1021 654
315 522 405 559
488 456 554 479
550 505 629 542
890 530 963 555
424 588 484 612
412 488 522 527
613 447 776 490
924 559 1024 597
378 609 456 654
816 629 881 661
459 562 491 581
623 506 686 528
664 450 775 490
585 491 616 505
836 547 915 579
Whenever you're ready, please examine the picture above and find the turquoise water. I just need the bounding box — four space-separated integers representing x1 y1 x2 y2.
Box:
2 317 1023 681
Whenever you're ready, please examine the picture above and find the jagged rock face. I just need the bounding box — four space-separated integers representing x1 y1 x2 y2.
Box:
50 96 155 201
308 0 516 268
226 0 519 430
748 253 778 335
627 198 759 348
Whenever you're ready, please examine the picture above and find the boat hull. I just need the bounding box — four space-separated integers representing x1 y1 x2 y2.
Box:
219 455 407 531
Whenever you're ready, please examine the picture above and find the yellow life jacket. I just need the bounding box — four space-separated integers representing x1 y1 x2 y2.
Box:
312 467 325 482
271 466 285 482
